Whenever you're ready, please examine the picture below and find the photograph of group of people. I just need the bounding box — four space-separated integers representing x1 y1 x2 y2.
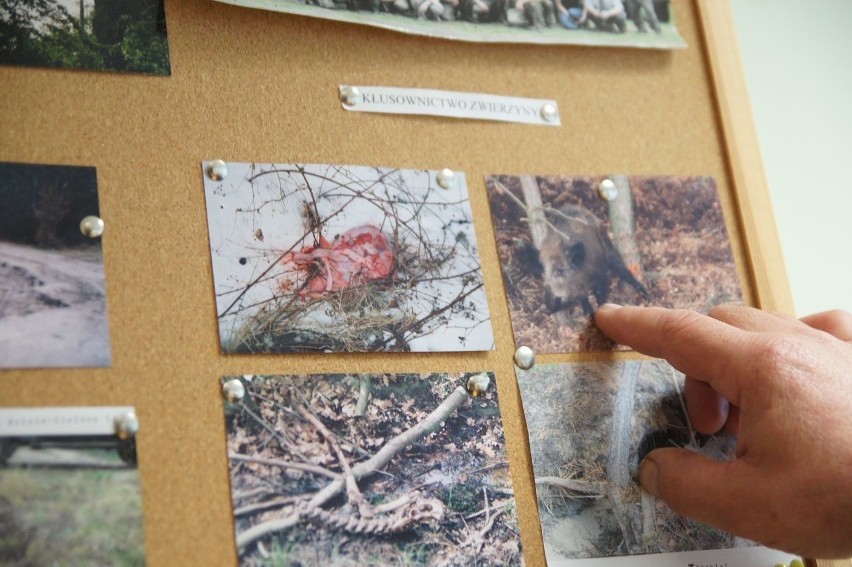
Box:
215 0 685 48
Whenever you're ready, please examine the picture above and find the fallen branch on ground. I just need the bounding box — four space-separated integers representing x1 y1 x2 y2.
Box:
229 453 339 479
235 385 470 550
535 476 607 499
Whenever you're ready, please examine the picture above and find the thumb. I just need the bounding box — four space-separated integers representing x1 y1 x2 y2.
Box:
639 447 764 539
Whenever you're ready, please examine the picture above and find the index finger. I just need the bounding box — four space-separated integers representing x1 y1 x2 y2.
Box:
594 305 754 406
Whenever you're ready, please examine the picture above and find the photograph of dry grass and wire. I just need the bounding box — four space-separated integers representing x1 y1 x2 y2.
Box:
485 175 743 353
0 161 111 368
224 372 522 566
0 426 144 565
0 0 170 75
204 162 494 353
517 360 754 562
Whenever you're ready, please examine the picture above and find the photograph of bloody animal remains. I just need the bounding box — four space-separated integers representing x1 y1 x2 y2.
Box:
282 225 395 299
485 174 743 353
203 162 494 353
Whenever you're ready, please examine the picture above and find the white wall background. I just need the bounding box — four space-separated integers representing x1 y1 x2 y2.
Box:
729 0 852 316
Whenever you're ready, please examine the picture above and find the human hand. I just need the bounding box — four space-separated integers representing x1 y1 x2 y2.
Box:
595 304 852 558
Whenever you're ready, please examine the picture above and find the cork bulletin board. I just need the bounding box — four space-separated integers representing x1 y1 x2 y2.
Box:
4 0 842 565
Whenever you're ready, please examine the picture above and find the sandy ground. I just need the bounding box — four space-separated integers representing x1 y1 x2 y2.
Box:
0 241 111 368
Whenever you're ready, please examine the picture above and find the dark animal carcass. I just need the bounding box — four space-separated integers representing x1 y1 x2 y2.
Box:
537 204 649 316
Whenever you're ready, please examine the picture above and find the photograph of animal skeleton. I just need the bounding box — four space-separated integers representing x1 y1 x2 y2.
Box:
223 373 522 566
517 360 763 562
485 174 743 352
203 162 494 353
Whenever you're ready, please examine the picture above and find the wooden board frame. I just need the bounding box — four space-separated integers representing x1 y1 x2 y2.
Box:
0 0 846 566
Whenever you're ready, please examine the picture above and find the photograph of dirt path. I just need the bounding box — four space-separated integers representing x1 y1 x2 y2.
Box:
485 175 743 353
516 360 752 562
224 372 521 566
0 161 111 368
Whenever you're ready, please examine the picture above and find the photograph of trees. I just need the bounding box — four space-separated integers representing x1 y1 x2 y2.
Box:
0 161 111 368
485 174 743 352
0 0 170 75
203 162 494 353
517 360 752 561
224 372 521 566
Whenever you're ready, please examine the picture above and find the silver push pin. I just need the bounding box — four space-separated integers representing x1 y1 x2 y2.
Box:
222 378 246 403
339 86 362 106
206 160 228 182
466 373 491 397
113 412 139 441
514 346 536 370
540 103 559 123
598 179 618 201
436 168 455 190
80 216 104 238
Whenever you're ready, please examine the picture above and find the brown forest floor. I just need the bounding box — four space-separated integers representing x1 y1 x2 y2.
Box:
226 373 521 567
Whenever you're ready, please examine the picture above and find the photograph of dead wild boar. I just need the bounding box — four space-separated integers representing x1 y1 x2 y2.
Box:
203 162 494 354
517 360 752 562
0 434 145 565
223 372 522 567
485 174 743 352
0 161 112 368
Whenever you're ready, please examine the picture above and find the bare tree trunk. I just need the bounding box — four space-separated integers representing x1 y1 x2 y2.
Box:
608 176 645 282
519 176 547 247
641 489 656 543
518 175 572 326
607 360 641 552
79 0 85 32
355 375 371 417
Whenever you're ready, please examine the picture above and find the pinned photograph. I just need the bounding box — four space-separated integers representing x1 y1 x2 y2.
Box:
485 175 743 352
0 161 112 368
222 372 522 566
203 162 494 353
516 361 793 565
0 0 170 75
0 407 145 566
212 0 685 49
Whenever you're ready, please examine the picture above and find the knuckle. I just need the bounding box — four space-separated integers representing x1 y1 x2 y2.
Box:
751 336 803 379
707 303 739 320
825 309 852 328
656 308 703 340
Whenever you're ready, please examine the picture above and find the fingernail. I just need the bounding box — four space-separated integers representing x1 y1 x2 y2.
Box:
597 303 623 312
638 458 659 495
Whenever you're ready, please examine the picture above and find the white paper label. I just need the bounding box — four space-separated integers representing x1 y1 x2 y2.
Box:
340 86 560 127
0 407 135 437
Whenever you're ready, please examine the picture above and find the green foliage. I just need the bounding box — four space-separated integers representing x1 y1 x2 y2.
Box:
0 464 146 566
118 14 170 74
0 0 169 74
